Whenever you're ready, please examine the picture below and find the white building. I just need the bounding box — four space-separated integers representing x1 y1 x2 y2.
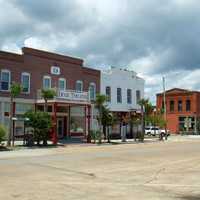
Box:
101 67 144 112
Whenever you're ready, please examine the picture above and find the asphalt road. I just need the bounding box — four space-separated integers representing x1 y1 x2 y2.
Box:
0 139 200 200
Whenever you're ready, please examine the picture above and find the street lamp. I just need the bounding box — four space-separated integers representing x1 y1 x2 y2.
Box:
11 117 17 146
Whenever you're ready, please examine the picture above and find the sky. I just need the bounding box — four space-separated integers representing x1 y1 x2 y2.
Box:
1 0 200 104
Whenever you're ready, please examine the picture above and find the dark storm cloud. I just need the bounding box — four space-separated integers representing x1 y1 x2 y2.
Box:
1 0 200 101
1 0 200 73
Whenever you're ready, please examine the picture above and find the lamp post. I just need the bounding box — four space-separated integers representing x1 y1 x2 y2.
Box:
11 117 17 147
24 117 30 145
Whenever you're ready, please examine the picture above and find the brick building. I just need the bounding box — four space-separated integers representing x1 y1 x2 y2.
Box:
0 47 100 142
156 88 200 134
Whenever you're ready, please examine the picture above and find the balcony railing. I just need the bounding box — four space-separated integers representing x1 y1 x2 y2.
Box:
37 88 90 103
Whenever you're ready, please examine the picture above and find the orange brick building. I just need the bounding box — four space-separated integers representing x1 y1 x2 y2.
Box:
156 88 200 134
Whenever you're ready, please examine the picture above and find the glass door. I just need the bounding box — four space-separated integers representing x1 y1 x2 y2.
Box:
57 118 64 138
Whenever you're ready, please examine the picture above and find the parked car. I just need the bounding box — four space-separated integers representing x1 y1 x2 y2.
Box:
145 126 170 137
145 127 160 136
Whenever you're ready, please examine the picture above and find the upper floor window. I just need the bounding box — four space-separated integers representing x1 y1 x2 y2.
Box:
21 72 30 93
76 80 83 92
0 69 10 91
43 76 51 89
136 90 141 104
106 86 111 102
178 100 182 112
170 100 174 112
58 78 66 91
186 99 191 111
89 83 96 101
117 88 122 103
127 89 132 104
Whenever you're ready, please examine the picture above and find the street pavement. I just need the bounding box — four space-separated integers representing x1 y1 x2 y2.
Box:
0 136 200 200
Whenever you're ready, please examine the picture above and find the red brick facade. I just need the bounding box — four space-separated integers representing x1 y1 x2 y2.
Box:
0 47 100 142
0 47 100 99
157 88 200 134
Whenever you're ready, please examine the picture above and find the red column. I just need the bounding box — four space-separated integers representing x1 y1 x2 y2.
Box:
87 105 91 143
52 102 57 145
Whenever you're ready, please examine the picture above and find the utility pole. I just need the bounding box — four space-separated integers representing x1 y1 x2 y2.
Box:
162 77 167 140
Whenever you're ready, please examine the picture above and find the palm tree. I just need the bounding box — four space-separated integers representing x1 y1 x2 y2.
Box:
129 113 141 141
102 106 115 143
138 98 154 142
8 82 21 146
138 98 149 142
41 89 56 112
94 94 107 144
106 112 115 143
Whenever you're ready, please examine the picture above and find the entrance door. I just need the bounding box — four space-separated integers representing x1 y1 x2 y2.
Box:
57 118 64 138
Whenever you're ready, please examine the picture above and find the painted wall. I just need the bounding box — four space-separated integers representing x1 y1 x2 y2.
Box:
101 67 145 112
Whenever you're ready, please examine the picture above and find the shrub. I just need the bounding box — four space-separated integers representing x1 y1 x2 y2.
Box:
24 111 52 146
0 124 6 144
90 130 97 143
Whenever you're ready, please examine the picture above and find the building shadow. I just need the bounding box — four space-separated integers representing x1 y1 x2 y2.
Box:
179 195 200 200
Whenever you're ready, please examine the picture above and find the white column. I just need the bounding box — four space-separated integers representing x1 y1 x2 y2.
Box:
1 101 5 125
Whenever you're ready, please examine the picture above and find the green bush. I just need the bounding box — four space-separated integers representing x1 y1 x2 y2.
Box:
0 124 6 144
90 130 97 143
90 130 102 144
24 111 52 146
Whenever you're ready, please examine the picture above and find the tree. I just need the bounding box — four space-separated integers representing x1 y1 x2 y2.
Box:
41 89 56 112
94 94 107 144
8 82 21 146
0 124 6 144
101 106 115 143
24 111 52 146
138 98 152 142
129 114 141 141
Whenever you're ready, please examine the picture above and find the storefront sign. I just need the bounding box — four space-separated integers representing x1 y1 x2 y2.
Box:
58 90 88 102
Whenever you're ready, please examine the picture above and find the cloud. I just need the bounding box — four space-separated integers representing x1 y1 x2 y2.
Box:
1 0 200 103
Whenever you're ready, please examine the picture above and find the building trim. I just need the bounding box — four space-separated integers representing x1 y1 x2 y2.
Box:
0 97 35 104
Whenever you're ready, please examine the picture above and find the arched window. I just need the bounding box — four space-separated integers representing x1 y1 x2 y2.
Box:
75 80 83 92
21 72 30 93
89 83 96 100
58 78 66 91
43 75 51 89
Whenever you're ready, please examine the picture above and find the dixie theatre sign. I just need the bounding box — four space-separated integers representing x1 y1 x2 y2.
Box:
58 90 89 102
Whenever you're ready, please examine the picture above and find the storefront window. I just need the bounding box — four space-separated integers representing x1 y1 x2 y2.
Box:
179 116 195 132
70 107 85 133
4 102 10 113
16 103 33 114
